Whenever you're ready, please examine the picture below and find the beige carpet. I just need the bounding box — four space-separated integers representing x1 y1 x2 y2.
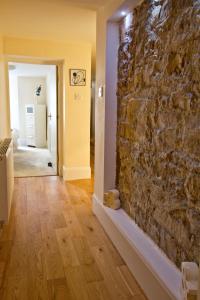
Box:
14 146 57 177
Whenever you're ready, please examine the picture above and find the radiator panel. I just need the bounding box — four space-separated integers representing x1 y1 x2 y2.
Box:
0 139 14 223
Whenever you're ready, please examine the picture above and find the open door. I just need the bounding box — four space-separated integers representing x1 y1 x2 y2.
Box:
47 65 57 173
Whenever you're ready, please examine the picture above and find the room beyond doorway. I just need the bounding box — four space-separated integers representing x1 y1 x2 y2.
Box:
8 62 58 177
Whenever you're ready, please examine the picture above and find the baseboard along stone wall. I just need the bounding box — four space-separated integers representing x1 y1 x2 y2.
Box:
117 0 200 267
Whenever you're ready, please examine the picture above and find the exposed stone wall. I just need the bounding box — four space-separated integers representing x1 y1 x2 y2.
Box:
117 0 200 267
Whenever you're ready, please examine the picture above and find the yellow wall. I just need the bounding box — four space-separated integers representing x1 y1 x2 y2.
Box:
0 0 96 76
0 0 95 47
0 36 10 139
0 0 96 179
0 36 3 53
1 36 91 179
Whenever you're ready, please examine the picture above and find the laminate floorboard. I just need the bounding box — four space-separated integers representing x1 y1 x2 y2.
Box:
0 176 147 300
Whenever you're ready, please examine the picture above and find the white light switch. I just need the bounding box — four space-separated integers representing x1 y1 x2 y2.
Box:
98 86 104 98
74 93 81 100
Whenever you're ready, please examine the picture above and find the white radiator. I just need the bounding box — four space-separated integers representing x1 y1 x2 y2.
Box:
0 138 14 223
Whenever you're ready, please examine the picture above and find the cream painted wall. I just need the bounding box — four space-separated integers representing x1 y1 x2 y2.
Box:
0 0 96 77
3 36 91 179
0 0 95 43
0 36 10 139
0 36 3 53
0 0 94 178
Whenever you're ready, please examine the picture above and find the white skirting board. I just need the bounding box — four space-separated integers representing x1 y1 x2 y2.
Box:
63 166 91 181
92 195 182 300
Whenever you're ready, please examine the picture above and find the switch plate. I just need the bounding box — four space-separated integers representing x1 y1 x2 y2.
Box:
74 93 81 100
98 86 104 98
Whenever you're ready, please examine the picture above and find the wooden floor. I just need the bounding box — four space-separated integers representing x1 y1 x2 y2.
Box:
0 176 147 300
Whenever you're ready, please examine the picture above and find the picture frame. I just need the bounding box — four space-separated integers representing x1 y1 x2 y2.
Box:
69 69 86 86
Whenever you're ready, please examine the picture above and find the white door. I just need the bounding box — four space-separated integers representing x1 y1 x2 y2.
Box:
47 65 57 173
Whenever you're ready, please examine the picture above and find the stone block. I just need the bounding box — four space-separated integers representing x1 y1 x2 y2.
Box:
117 0 200 268
104 189 121 210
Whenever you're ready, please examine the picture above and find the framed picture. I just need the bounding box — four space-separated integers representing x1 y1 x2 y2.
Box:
70 69 86 86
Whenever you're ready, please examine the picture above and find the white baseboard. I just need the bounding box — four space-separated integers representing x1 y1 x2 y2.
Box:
92 195 182 300
63 165 91 181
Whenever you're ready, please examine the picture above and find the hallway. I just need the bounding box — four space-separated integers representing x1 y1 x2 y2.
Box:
14 147 56 177
0 177 146 300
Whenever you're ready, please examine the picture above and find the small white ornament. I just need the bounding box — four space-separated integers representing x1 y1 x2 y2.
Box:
181 262 198 300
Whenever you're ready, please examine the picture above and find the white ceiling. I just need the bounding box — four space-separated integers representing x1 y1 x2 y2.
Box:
8 63 56 78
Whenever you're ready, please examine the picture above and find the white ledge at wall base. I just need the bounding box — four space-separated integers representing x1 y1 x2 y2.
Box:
93 195 182 300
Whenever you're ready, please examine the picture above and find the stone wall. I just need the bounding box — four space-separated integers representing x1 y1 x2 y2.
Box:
117 0 200 267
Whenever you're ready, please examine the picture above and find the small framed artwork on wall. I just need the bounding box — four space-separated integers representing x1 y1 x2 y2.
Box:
70 69 86 86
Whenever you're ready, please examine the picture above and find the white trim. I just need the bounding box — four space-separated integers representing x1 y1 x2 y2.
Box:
63 165 91 181
92 195 182 300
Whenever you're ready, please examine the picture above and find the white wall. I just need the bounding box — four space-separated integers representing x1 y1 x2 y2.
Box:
8 63 58 150
91 80 95 142
104 22 119 191
18 76 46 145
46 66 57 169
9 63 52 137
94 0 141 201
9 68 46 134
9 69 19 131
94 0 125 202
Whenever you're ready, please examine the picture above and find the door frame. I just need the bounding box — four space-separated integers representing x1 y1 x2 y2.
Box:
6 55 64 176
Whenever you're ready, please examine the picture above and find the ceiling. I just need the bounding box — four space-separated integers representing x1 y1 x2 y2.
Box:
33 0 108 10
63 0 108 10
8 63 56 78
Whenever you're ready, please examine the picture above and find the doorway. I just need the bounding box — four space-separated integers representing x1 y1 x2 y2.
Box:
8 62 58 177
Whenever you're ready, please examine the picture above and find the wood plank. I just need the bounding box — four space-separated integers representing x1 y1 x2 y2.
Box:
81 263 103 283
40 211 54 241
64 266 90 300
27 234 49 300
74 205 106 247
0 176 147 300
47 277 74 300
72 236 94 265
56 228 79 267
63 209 84 238
0 202 16 243
41 213 65 280
117 265 144 297
91 246 134 300
14 213 27 243
51 213 66 229
43 249 65 281
43 236 65 280
0 241 12 288
13 180 27 216
4 242 28 279
0 262 4 287
131 295 148 300
1 275 28 300
86 281 112 300
72 236 103 282
27 212 41 240
65 183 88 205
